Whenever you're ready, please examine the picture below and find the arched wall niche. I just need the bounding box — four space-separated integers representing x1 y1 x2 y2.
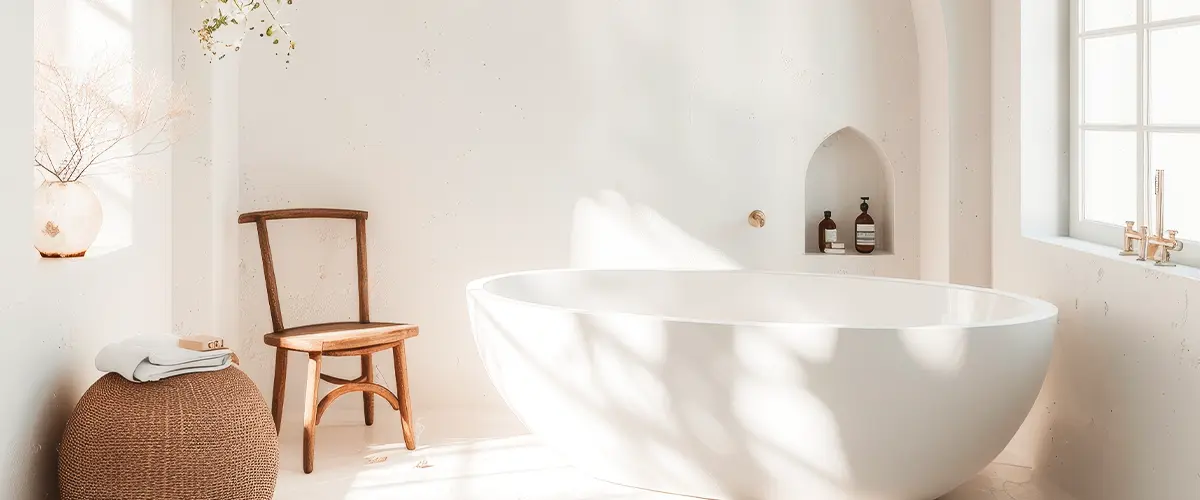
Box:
803 126 895 254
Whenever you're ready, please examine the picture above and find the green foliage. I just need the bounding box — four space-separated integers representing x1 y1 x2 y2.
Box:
193 0 295 63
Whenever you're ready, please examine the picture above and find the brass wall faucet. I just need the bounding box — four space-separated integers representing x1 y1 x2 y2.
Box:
748 210 766 228
1121 169 1184 266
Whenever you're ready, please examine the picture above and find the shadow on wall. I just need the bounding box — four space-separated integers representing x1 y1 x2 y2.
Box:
3 368 76 500
234 0 918 423
561 0 916 271
4 1 175 499
570 190 742 270
33 0 172 256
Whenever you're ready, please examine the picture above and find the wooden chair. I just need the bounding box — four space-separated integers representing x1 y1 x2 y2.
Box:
239 208 417 474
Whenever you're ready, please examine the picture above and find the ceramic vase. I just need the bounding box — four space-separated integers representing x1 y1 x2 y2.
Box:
32 181 103 258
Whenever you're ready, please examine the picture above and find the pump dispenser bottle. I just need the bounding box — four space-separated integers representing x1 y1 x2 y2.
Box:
855 197 876 254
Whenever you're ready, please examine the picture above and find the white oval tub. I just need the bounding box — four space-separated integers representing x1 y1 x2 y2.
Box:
467 270 1056 500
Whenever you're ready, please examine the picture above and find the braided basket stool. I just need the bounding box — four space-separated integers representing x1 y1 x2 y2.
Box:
59 368 279 500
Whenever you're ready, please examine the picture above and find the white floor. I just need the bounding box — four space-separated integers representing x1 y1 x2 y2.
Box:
274 411 1070 500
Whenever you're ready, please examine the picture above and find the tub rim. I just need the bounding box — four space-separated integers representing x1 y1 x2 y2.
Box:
466 268 1059 331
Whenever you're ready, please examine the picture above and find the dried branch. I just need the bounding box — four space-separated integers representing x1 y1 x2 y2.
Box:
89 123 172 168
33 55 193 183
34 155 64 183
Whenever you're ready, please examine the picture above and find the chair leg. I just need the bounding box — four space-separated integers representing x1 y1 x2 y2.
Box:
392 341 416 450
303 352 322 474
271 348 288 433
361 354 375 426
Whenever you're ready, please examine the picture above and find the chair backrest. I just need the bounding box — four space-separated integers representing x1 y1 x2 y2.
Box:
238 208 371 332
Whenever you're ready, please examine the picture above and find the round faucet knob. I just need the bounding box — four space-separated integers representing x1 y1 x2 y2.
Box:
748 210 766 228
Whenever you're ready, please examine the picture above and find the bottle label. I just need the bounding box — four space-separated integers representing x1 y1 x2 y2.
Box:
856 224 875 245
824 229 837 242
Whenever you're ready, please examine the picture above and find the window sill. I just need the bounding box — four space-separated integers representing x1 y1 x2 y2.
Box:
1026 235 1200 281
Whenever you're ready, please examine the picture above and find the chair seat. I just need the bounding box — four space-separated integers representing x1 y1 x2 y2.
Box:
264 322 418 353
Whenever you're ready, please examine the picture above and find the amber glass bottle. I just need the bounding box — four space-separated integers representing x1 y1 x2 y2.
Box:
818 211 836 253
855 197 876 254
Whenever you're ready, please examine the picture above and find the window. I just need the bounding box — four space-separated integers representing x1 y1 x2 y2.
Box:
1072 0 1200 261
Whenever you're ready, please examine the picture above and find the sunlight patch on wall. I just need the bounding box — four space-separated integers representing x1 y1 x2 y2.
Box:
34 0 137 254
85 173 133 253
68 0 132 62
570 190 740 270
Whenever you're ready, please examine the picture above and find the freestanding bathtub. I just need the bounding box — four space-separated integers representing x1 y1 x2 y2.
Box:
467 270 1056 500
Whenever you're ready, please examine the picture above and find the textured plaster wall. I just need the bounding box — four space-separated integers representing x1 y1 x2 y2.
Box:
233 0 921 418
0 3 40 497
171 0 241 341
995 1 1200 498
912 0 992 287
912 0 952 283
943 0 992 288
0 1 176 498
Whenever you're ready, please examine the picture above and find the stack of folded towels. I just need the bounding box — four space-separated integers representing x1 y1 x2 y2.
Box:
96 334 235 383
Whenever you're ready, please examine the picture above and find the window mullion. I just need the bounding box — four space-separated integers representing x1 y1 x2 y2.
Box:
1137 0 1148 231
1145 125 1200 133
1080 124 1141 132
1145 14 1200 32
1081 25 1140 38
1072 0 1083 235
1082 14 1200 38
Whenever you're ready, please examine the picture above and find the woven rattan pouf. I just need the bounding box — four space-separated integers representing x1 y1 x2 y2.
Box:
59 367 279 500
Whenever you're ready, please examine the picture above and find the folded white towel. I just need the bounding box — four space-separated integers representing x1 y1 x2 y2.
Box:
96 334 234 383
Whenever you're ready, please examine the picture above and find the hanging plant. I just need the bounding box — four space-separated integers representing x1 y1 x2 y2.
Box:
194 0 296 62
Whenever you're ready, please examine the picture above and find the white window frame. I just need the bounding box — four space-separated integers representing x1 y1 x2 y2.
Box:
1070 0 1200 267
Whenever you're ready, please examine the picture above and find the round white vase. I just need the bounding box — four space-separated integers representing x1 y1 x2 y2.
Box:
32 181 103 258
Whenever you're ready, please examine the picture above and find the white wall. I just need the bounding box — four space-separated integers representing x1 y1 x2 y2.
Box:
912 0 952 283
994 1 1200 498
171 0 240 341
944 0 992 287
233 0 921 418
0 2 41 497
913 0 993 287
1 1 175 498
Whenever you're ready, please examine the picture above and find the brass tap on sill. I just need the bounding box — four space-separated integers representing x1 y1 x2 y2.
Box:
1120 170 1184 266
1120 221 1144 257
1148 229 1184 267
